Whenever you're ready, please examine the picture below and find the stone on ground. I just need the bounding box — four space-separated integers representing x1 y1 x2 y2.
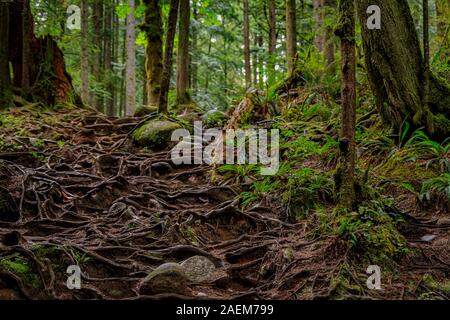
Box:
138 262 188 295
132 119 181 149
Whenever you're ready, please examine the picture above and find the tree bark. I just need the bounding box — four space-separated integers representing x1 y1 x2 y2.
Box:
324 0 336 73
313 0 324 52
436 0 448 39
243 0 252 89
268 0 277 76
336 0 356 210
143 0 163 106
158 0 180 114
80 0 90 106
92 0 103 111
8 0 79 106
355 0 450 139
0 1 11 108
176 0 191 105
104 2 114 116
191 2 199 94
125 0 136 116
21 0 31 95
286 0 297 75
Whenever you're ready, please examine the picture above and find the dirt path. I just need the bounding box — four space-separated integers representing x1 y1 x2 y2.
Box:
0 108 448 300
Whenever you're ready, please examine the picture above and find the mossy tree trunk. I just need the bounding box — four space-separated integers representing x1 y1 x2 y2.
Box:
355 0 450 139
0 1 12 108
7 0 79 106
158 0 180 114
143 0 163 106
243 0 252 88
285 0 297 76
176 0 191 105
336 0 356 210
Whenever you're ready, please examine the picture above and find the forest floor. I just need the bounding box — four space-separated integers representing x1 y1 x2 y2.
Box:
0 104 449 300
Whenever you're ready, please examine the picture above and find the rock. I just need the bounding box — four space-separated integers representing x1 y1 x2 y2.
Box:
421 234 436 242
181 255 216 283
134 105 158 117
138 262 188 295
436 217 450 226
132 119 181 150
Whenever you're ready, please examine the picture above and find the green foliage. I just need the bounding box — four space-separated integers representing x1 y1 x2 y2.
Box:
241 178 279 208
420 173 450 202
0 255 41 289
282 168 333 219
335 203 408 262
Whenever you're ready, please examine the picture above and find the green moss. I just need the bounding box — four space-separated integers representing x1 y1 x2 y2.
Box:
0 256 41 289
132 119 181 149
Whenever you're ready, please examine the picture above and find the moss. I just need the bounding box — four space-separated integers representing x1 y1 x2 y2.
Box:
0 256 41 289
132 119 181 149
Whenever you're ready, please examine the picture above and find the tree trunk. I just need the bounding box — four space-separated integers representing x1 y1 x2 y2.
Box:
313 0 324 52
80 0 90 106
243 0 252 89
176 0 191 105
158 0 180 114
104 2 114 116
21 0 31 95
0 1 11 108
355 0 450 139
423 0 430 112
324 0 336 73
286 0 297 75
436 0 448 39
112 0 120 113
335 0 356 210
191 2 199 94
125 0 136 116
268 0 277 76
8 0 79 106
143 0 163 106
93 0 103 111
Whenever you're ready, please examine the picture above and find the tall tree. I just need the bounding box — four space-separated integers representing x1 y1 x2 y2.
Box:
92 0 104 111
176 0 192 105
191 1 199 94
268 0 277 75
285 0 297 75
104 2 114 116
355 0 450 138
324 0 336 72
243 0 252 88
335 0 356 209
80 0 89 105
423 0 429 113
0 1 11 107
22 0 31 95
158 0 180 113
143 0 163 106
313 0 324 52
125 0 136 116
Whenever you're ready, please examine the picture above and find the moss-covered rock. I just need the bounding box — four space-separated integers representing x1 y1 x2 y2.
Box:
138 262 188 295
134 105 158 117
132 119 181 150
